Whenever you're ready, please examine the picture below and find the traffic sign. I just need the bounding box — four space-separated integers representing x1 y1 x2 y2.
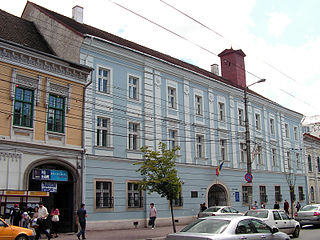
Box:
245 172 253 182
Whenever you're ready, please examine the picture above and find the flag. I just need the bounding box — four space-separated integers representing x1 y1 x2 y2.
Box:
216 161 224 176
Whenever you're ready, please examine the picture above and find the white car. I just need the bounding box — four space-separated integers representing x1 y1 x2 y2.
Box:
166 215 290 240
245 209 300 238
198 206 243 218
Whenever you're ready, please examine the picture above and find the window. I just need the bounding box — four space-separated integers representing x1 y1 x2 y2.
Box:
259 186 267 203
285 123 289 138
196 134 205 158
98 67 110 93
310 186 315 202
47 94 65 133
97 117 110 147
272 148 277 166
128 122 140 150
317 157 320 173
308 155 312 172
294 127 298 140
173 188 183 207
195 95 203 116
218 102 225 122
279 211 289 220
296 153 301 169
256 145 263 165
128 75 138 100
270 118 275 135
127 182 143 208
13 87 33 128
168 87 177 109
220 139 227 161
298 186 305 201
286 152 291 170
191 191 198 198
95 180 113 208
273 211 281 220
275 186 282 202
255 114 261 130
168 129 178 150
242 186 252 204
240 143 247 163
238 108 244 126
251 219 271 234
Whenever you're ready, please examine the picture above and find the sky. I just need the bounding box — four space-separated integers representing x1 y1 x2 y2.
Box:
1 0 320 119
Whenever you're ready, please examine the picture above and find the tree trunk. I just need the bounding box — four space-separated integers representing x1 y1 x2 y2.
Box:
169 199 176 233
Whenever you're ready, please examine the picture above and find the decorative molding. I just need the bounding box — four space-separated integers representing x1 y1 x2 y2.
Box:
208 93 214 103
45 78 72 112
184 85 190 95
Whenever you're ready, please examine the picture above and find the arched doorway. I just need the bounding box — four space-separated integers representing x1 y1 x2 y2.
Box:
208 184 228 207
25 160 80 233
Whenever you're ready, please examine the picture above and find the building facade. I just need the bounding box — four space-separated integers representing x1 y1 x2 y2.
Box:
0 9 91 231
22 2 307 230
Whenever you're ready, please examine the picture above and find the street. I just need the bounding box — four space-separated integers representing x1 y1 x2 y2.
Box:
299 225 320 240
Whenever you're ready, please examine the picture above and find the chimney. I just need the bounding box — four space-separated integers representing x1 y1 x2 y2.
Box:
210 64 219 75
218 48 246 87
72 6 83 23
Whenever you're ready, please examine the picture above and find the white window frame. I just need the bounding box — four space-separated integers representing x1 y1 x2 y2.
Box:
294 126 298 141
168 86 177 109
127 181 143 209
97 66 112 94
270 118 275 135
272 148 277 166
220 139 227 161
96 117 110 147
255 113 261 130
195 95 203 116
285 123 289 138
218 102 225 122
128 74 139 100
286 151 292 170
240 143 247 163
128 122 140 150
168 129 178 150
296 152 301 169
256 145 263 165
196 134 205 158
238 108 244 126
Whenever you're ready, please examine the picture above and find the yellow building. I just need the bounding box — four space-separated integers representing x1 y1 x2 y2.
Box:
0 9 91 231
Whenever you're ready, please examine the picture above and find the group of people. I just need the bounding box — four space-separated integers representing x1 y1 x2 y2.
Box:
273 200 301 214
9 202 60 240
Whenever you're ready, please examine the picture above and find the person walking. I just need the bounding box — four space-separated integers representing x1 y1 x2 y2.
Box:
76 203 87 240
273 201 280 209
149 203 157 229
10 203 21 226
50 205 60 238
36 202 52 240
201 202 207 212
284 200 289 215
296 201 301 212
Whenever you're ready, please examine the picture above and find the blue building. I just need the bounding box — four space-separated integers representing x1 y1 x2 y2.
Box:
22 2 307 230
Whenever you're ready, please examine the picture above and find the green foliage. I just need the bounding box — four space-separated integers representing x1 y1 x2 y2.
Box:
134 142 181 201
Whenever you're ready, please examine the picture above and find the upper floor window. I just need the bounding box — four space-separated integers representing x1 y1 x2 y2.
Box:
270 118 275 135
220 139 227 161
47 94 65 133
238 108 244 126
13 87 33 128
97 117 110 147
127 182 143 208
286 151 291 170
168 87 177 109
256 145 263 165
308 155 312 172
255 113 261 130
240 143 247 163
98 67 110 93
296 153 301 169
285 123 289 138
168 129 178 150
317 157 320 173
272 148 277 166
195 95 203 116
294 127 298 141
128 122 140 150
218 102 225 122
96 180 113 209
196 134 205 158
129 75 138 100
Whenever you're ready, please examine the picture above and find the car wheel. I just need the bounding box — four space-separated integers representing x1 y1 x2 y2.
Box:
292 226 300 238
15 235 28 240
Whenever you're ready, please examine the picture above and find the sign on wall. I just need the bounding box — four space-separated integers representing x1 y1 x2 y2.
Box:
32 169 68 182
41 182 57 192
235 192 240 202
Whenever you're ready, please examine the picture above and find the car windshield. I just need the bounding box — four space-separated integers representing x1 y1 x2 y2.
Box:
245 210 268 218
181 219 230 234
301 205 320 211
203 207 221 212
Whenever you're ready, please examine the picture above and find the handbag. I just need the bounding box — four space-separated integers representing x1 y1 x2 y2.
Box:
148 219 152 226
52 215 59 222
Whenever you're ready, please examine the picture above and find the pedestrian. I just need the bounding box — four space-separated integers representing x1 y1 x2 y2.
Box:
284 200 289 215
10 203 21 226
273 201 280 209
296 201 301 212
21 211 31 228
201 202 207 212
149 203 157 229
36 202 52 240
50 205 60 238
252 201 258 210
261 202 265 209
76 203 87 240
31 206 39 229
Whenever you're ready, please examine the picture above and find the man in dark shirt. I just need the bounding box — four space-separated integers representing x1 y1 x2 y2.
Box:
10 204 21 226
76 203 87 240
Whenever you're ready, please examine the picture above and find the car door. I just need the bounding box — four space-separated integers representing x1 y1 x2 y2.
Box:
235 219 259 240
272 211 285 232
250 219 274 240
0 219 13 240
279 211 294 234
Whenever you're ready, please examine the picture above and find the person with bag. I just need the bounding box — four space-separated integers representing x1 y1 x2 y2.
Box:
50 205 60 238
76 203 87 240
149 203 157 229
36 202 52 240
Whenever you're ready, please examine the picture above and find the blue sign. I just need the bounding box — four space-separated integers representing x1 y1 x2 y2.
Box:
235 192 240 202
33 169 68 182
41 182 57 192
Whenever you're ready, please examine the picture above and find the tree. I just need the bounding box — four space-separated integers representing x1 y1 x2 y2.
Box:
134 142 181 233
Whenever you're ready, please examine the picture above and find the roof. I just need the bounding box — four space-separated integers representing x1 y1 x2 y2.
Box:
0 9 53 54
218 48 246 57
304 133 320 142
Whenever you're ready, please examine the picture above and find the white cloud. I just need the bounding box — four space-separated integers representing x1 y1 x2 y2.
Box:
266 12 291 37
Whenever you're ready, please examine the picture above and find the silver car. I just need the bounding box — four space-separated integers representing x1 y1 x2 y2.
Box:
295 204 320 227
198 206 242 218
166 216 290 240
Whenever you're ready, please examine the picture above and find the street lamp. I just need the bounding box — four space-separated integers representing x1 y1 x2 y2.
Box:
244 79 266 177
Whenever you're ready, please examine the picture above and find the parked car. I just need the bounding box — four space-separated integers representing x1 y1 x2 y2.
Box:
244 209 300 237
295 204 320 227
0 218 35 240
198 206 242 218
166 215 290 240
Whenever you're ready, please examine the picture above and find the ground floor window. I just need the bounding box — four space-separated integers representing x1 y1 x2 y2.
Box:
275 186 282 202
242 186 252 204
173 188 183 207
298 186 305 201
259 186 268 203
127 182 143 208
95 180 113 208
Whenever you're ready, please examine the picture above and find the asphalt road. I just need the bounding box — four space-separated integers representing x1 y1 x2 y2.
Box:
299 225 320 240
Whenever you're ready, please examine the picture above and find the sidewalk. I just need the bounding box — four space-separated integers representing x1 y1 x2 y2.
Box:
57 225 186 240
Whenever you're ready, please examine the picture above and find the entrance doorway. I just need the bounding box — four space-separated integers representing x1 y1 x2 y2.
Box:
208 184 228 207
28 164 75 232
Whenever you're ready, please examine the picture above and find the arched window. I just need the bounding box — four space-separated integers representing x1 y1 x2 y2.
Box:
308 155 312 172
311 186 315 202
